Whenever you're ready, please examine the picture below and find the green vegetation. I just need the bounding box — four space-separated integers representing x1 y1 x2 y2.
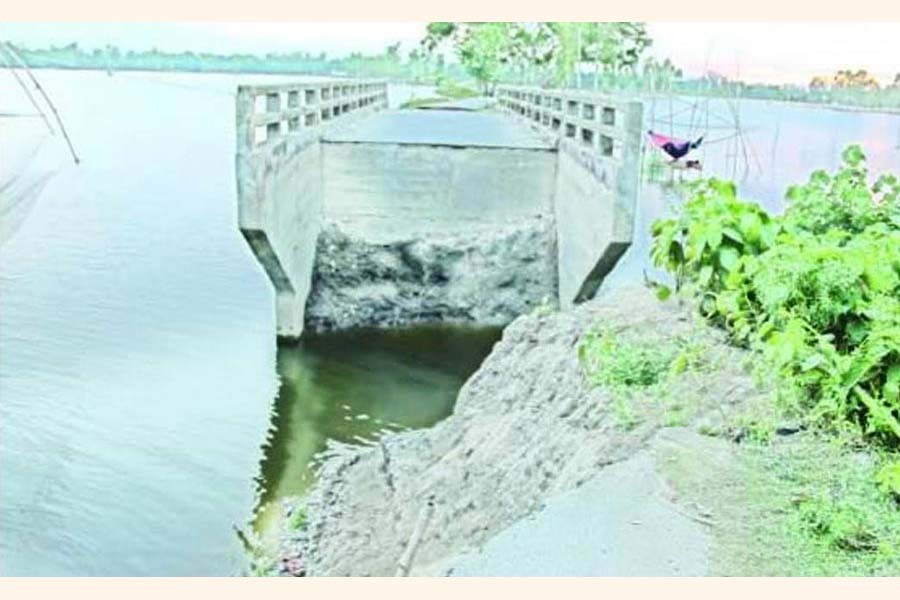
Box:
288 505 308 531
578 328 712 430
419 23 900 110
420 22 650 91
658 431 900 575
399 80 480 109
579 330 678 389
631 146 900 574
651 146 900 447
8 26 900 111
3 40 465 82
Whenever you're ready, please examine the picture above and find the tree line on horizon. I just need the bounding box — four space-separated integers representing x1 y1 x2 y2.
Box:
4 26 900 111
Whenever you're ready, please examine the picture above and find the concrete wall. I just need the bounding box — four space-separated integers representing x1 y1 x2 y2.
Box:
496 86 643 308
321 142 557 240
303 142 560 332
235 80 388 337
238 137 323 335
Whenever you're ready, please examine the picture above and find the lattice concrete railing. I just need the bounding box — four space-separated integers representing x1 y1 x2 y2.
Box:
235 79 388 154
496 84 644 306
495 85 642 172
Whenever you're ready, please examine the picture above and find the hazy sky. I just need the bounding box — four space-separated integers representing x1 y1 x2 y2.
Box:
2 22 898 85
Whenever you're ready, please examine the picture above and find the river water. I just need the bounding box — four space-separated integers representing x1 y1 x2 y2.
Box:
1 69 899 575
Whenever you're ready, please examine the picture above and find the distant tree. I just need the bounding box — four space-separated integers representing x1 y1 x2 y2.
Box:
385 42 402 62
809 75 830 90
833 69 880 90
457 23 514 93
507 22 557 84
642 57 683 90
420 22 514 91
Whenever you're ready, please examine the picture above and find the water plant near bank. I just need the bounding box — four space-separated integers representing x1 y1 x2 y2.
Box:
650 145 900 446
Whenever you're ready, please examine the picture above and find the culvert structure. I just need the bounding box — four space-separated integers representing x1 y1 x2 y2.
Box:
236 80 643 338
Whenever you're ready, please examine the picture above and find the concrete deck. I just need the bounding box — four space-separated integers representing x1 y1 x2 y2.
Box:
324 109 555 149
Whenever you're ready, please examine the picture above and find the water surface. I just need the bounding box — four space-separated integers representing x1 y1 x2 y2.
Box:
2 69 899 575
254 325 501 534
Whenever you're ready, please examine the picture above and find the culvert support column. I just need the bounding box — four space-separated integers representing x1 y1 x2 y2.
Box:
496 85 643 308
235 79 389 338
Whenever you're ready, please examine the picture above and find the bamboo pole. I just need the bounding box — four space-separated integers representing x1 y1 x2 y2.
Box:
1 42 81 164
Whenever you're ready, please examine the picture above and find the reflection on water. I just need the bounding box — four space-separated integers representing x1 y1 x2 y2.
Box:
2 69 899 576
254 325 501 531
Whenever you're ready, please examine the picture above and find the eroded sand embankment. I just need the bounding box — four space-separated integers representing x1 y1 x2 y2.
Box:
281 286 766 576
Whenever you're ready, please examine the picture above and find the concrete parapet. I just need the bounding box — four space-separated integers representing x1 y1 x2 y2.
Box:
496 85 643 307
235 79 388 337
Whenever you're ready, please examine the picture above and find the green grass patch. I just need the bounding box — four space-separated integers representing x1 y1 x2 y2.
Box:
578 328 714 429
658 431 900 575
288 505 308 531
436 80 479 99
651 145 900 447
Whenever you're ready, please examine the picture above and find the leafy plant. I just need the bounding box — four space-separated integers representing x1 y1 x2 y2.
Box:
651 146 900 447
797 496 880 552
650 178 778 302
875 461 900 500
579 329 677 389
288 505 308 531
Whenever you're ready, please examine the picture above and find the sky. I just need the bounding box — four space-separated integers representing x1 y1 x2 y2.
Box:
1 22 898 86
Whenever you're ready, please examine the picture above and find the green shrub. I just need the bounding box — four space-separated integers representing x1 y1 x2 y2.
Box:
288 505 308 531
578 330 677 389
651 145 900 446
876 461 900 500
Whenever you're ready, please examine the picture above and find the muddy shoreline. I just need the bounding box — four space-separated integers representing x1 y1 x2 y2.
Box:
263 286 766 576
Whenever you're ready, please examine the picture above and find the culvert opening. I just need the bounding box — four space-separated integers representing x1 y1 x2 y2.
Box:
302 140 561 334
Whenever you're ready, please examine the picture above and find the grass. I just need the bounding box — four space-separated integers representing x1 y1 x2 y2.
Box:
578 327 715 430
579 313 900 574
288 505 308 531
436 80 479 99
399 80 480 109
658 429 900 575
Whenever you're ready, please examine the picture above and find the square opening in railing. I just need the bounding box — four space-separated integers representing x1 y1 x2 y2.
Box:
602 107 616 126
266 121 280 139
553 98 562 111
581 128 595 146
565 123 576 138
253 94 267 114
288 117 300 132
567 100 578 116
305 112 317 127
253 124 267 145
266 93 280 112
582 104 595 120
288 91 299 108
600 135 614 156
551 118 561 131
305 89 317 104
